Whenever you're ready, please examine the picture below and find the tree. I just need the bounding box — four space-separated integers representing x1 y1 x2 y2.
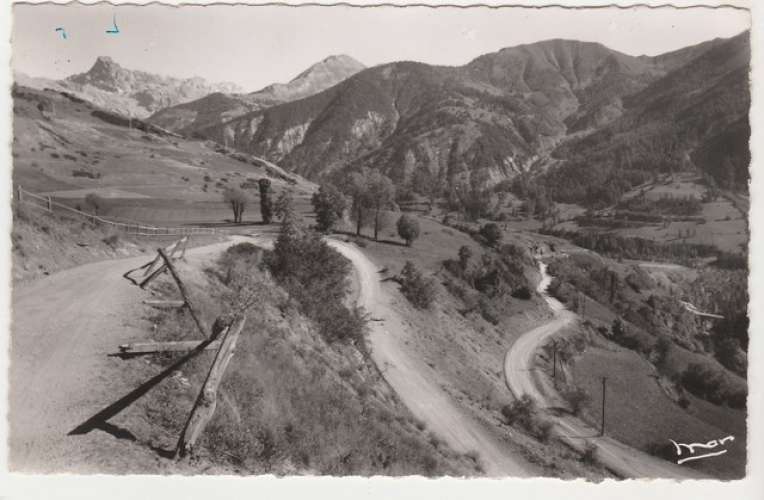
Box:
312 183 347 233
258 178 273 224
223 187 249 223
397 214 421 247
344 168 373 237
458 245 473 270
84 193 105 215
452 171 493 220
274 189 295 222
366 171 396 240
713 337 747 376
653 337 672 370
399 261 435 309
479 223 502 248
611 318 625 339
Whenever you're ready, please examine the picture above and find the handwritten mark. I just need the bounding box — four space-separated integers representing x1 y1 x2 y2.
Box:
670 435 734 465
55 28 67 40
106 14 119 35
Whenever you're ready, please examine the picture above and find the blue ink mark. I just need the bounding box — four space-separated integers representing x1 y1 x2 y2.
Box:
106 14 119 34
55 27 67 40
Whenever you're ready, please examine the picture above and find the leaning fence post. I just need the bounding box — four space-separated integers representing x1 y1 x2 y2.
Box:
176 316 246 457
157 248 208 338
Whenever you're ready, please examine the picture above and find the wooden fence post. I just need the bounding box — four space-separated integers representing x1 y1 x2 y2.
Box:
177 317 246 457
47 196 52 211
158 248 208 338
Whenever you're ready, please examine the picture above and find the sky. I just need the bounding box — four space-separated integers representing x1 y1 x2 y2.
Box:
11 3 750 91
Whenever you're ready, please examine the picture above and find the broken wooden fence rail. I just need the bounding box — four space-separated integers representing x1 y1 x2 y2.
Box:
177 316 246 457
139 263 168 289
143 299 186 309
123 236 189 286
119 339 222 355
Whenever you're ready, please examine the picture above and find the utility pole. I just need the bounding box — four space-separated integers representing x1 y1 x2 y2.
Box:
552 341 557 379
600 377 607 436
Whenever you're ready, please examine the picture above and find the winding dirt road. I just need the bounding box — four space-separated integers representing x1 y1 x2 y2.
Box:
14 230 698 478
11 235 533 476
503 262 706 479
327 240 534 477
248 235 535 476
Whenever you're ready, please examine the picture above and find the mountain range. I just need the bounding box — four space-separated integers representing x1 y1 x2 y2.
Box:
147 54 365 135
17 33 749 205
16 56 244 119
184 33 748 202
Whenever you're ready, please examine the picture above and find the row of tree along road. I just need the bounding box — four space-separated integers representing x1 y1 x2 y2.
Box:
224 168 422 246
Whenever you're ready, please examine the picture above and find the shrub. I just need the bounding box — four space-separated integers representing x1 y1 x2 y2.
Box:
72 169 99 179
533 420 554 443
84 193 106 215
399 261 435 309
501 395 553 442
478 297 500 325
561 386 591 415
713 337 747 376
314 302 368 345
102 234 119 248
511 286 532 300
458 245 472 270
264 220 366 346
501 395 535 426
274 189 295 222
397 214 421 247
581 443 598 465
647 440 678 462
479 223 502 247
680 362 746 408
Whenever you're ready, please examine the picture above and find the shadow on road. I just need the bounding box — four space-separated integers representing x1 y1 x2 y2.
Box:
68 338 215 442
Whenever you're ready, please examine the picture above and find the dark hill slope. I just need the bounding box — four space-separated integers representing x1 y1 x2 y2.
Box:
542 32 750 206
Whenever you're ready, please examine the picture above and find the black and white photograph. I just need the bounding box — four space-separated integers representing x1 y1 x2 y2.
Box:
2 0 760 491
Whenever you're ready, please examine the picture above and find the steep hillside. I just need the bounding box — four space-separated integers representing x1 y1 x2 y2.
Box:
147 55 365 136
198 37 732 193
540 32 750 206
29 56 244 119
11 84 314 226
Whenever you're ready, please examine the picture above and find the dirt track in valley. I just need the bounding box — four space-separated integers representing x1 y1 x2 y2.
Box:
327 240 535 477
503 262 707 479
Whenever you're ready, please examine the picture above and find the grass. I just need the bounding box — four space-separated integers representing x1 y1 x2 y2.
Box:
333 214 481 273
555 174 747 254
11 202 148 282
571 342 746 479
12 84 316 229
134 237 481 476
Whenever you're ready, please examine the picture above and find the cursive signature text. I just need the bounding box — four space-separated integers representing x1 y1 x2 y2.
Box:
669 435 734 465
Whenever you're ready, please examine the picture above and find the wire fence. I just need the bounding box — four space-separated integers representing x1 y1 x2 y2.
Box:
15 186 219 237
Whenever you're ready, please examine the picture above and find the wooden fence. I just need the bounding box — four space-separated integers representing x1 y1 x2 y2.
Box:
116 239 246 457
15 185 218 236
